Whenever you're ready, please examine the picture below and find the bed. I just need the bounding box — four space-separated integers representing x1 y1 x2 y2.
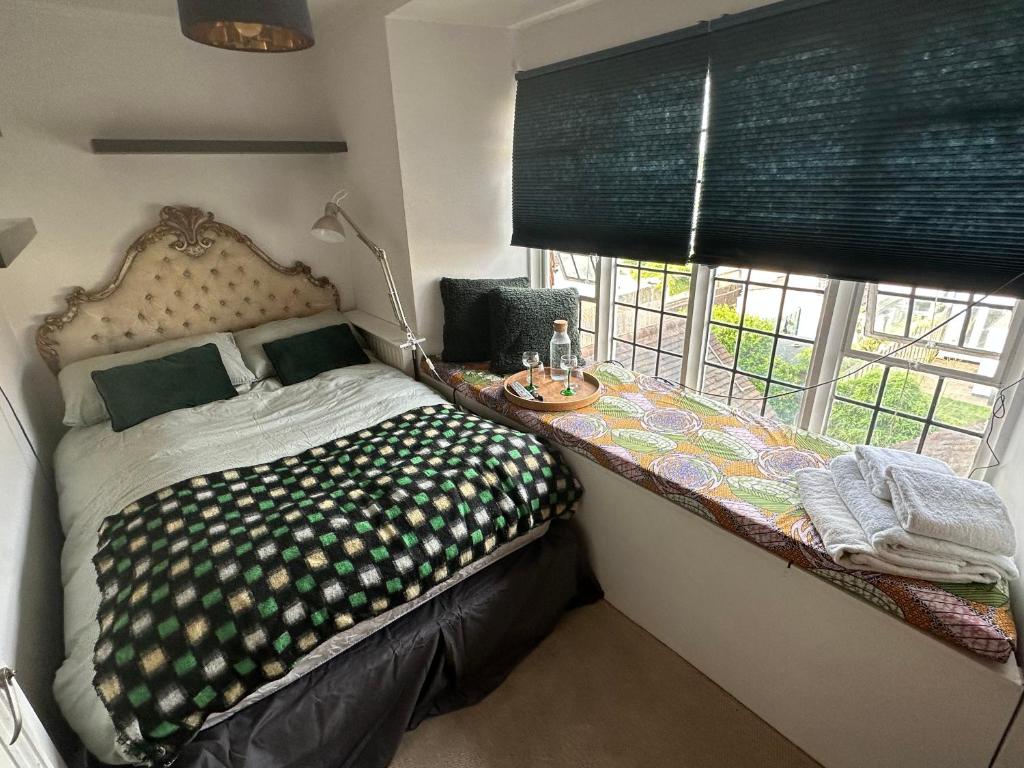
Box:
39 206 598 766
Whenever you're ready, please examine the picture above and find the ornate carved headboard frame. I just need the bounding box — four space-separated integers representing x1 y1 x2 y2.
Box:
37 206 341 372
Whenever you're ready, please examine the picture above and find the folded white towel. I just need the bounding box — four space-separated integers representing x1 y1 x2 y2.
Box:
833 455 957 564
887 465 1016 557
830 455 1018 581
854 445 953 500
795 468 1008 583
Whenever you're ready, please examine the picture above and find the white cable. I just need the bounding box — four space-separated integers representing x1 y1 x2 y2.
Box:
0 382 40 465
970 372 1024 477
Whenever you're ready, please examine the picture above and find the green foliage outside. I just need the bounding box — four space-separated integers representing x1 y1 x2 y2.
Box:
617 258 993 446
707 304 991 443
708 304 807 424
668 273 690 298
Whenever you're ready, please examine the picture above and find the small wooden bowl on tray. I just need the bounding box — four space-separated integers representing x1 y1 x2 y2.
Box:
503 368 602 412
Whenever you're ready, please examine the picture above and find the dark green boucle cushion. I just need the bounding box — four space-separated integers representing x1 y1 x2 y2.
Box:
440 276 529 362
488 287 582 374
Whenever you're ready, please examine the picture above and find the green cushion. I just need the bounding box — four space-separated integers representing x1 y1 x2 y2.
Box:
440 276 529 362
91 343 237 432
262 323 370 385
488 287 582 374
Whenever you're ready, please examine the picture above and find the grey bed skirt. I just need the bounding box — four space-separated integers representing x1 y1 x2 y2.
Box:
160 520 600 768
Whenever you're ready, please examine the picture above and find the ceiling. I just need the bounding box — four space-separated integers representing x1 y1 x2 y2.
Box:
389 0 599 28
41 0 599 29
36 0 173 16
39 0 370 20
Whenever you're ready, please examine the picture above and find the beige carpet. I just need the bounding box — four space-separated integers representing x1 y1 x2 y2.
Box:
390 600 821 768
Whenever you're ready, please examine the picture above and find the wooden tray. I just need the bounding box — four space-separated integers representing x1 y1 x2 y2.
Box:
503 368 602 412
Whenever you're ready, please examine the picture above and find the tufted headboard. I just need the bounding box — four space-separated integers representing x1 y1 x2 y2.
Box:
36 205 340 372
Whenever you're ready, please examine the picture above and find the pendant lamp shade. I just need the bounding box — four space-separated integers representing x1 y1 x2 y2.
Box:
177 0 315 52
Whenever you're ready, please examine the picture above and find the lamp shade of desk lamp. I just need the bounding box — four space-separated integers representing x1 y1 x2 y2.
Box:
311 206 346 244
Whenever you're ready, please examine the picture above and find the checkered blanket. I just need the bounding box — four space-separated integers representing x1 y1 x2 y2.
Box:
89 404 581 762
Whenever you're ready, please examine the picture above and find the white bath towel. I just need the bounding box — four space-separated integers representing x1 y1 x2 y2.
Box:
795 468 1008 583
830 455 1018 581
854 445 953 500
887 465 1017 557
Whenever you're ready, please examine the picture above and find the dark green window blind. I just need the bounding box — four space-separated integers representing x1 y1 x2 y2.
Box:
512 27 708 263
695 0 1024 296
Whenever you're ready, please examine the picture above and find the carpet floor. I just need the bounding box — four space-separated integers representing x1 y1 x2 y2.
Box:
390 600 821 768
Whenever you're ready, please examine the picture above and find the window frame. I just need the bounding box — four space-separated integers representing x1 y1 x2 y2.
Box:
608 259 694 384
863 283 1008 361
699 268 829 424
544 251 601 362
540 250 1024 477
826 364 993 452
817 282 1024 465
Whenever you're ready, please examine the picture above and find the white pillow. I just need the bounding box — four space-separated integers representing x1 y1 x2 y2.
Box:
59 332 255 427
233 310 359 380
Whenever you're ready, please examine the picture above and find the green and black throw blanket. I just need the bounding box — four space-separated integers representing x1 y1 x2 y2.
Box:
91 404 581 762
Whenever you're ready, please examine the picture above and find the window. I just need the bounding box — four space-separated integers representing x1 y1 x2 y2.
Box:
549 251 599 361
542 252 1022 476
702 268 827 426
825 285 1018 475
611 260 692 383
861 283 1013 362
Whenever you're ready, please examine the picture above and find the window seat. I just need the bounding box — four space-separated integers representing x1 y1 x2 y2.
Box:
429 359 1017 663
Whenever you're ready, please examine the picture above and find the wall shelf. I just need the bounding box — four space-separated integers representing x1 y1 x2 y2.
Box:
90 139 348 155
0 218 37 268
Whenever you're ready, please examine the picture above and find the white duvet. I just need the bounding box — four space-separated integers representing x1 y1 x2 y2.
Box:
53 363 470 763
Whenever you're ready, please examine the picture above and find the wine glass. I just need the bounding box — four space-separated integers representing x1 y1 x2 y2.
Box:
559 354 579 397
521 350 541 393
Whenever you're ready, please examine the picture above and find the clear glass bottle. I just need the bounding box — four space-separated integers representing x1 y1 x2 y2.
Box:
549 319 571 381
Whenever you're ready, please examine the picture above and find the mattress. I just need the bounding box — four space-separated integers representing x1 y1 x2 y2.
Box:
53 362 570 763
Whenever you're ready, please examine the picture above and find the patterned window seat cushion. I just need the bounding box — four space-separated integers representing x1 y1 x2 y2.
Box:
428 359 1017 663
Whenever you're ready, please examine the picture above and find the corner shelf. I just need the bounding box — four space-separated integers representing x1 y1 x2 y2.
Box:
90 139 348 155
0 218 37 268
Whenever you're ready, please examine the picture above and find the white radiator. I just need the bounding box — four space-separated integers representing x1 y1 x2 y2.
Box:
0 668 64 768
345 310 416 376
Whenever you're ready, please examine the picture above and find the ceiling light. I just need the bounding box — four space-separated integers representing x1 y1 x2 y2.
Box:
177 0 315 53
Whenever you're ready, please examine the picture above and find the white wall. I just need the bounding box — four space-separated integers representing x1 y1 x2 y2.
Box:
386 18 524 352
513 0 779 70
0 313 69 754
989 355 1024 670
310 1 419 330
